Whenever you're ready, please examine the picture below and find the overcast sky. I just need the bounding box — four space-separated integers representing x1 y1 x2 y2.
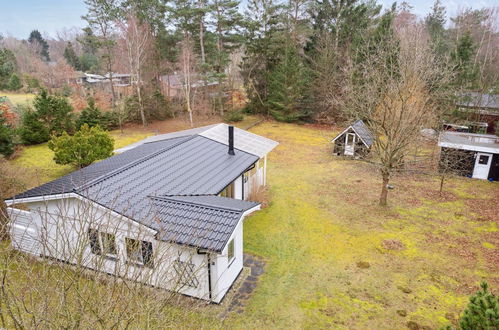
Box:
0 0 496 39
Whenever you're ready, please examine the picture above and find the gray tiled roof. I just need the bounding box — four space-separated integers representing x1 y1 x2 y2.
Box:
352 120 374 147
13 136 190 199
10 128 267 252
82 135 258 221
148 196 259 252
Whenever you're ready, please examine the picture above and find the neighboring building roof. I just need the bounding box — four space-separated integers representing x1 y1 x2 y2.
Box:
149 196 259 252
331 120 374 147
8 124 278 252
115 123 279 158
457 92 499 111
438 131 499 154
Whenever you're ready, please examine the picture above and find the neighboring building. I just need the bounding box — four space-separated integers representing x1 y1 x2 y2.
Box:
438 131 499 181
331 120 374 158
456 92 499 134
159 74 218 98
6 124 278 303
78 73 133 86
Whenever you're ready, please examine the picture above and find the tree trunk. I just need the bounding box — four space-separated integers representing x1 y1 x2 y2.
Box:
199 0 206 64
439 175 444 196
137 84 146 127
379 173 390 206
107 56 116 110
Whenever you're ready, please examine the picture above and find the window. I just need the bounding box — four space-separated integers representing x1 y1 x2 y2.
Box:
88 229 101 255
478 155 489 165
125 238 154 267
88 229 117 259
173 259 199 288
100 232 117 257
227 239 235 264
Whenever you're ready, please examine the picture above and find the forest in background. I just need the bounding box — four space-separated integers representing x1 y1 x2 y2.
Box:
0 0 496 127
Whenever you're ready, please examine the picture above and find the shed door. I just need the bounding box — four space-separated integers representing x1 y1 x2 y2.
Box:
344 133 355 156
472 152 492 180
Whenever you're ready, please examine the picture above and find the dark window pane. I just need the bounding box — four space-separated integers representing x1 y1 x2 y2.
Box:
88 229 101 255
478 155 489 164
126 238 143 264
101 232 117 256
141 241 154 268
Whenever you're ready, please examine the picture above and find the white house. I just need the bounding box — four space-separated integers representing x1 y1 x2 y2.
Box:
6 124 278 303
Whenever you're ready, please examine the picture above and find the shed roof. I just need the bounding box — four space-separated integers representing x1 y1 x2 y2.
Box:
332 120 374 147
438 131 499 154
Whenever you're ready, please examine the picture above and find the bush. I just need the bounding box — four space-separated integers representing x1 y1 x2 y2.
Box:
48 124 114 168
19 107 49 144
0 112 14 157
458 282 498 329
224 110 244 123
145 90 172 120
23 74 41 92
7 73 22 91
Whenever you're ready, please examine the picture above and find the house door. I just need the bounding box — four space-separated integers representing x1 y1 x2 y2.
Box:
472 152 492 180
344 133 356 156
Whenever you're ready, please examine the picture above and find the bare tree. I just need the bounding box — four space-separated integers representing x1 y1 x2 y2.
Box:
347 22 453 206
0 188 221 328
179 38 198 127
116 13 154 127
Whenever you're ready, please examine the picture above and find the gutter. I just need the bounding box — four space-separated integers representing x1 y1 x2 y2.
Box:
197 248 212 301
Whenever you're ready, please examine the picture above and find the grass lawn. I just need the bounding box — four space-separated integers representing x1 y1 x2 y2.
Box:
5 119 498 328
227 121 498 329
0 91 35 106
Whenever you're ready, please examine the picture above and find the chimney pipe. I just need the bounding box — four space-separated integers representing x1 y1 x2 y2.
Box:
228 125 235 155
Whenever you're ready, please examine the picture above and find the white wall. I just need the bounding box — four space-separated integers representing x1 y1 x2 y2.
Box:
210 219 244 303
8 197 212 301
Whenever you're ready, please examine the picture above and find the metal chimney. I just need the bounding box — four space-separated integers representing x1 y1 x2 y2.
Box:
228 125 235 155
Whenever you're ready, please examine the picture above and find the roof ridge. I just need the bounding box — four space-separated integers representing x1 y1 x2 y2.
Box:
150 195 256 213
78 135 195 191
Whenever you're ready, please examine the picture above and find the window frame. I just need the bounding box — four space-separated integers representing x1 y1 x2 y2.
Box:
100 232 118 258
227 239 235 265
125 238 154 268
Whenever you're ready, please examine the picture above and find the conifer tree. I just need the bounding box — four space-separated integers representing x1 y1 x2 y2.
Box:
28 30 50 62
425 0 448 55
64 42 81 70
459 282 498 329
267 42 310 122
76 97 104 129
0 110 14 157
7 73 22 91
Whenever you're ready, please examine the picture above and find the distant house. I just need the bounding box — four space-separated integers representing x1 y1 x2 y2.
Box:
159 74 218 98
78 73 133 86
438 131 499 181
6 124 278 303
331 120 374 158
456 92 499 134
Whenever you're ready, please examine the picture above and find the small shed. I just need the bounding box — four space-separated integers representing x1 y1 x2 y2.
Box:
438 131 499 181
331 120 374 158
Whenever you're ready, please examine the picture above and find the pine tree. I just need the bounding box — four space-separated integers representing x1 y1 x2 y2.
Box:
241 0 285 114
64 42 81 70
28 30 50 62
453 30 477 87
19 107 50 145
425 0 447 55
267 43 310 122
459 282 499 329
7 73 22 91
48 124 114 168
33 89 74 136
76 97 104 129
0 48 17 90
0 110 14 157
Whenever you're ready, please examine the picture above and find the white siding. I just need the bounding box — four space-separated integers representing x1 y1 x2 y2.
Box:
8 197 211 301
210 219 244 303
